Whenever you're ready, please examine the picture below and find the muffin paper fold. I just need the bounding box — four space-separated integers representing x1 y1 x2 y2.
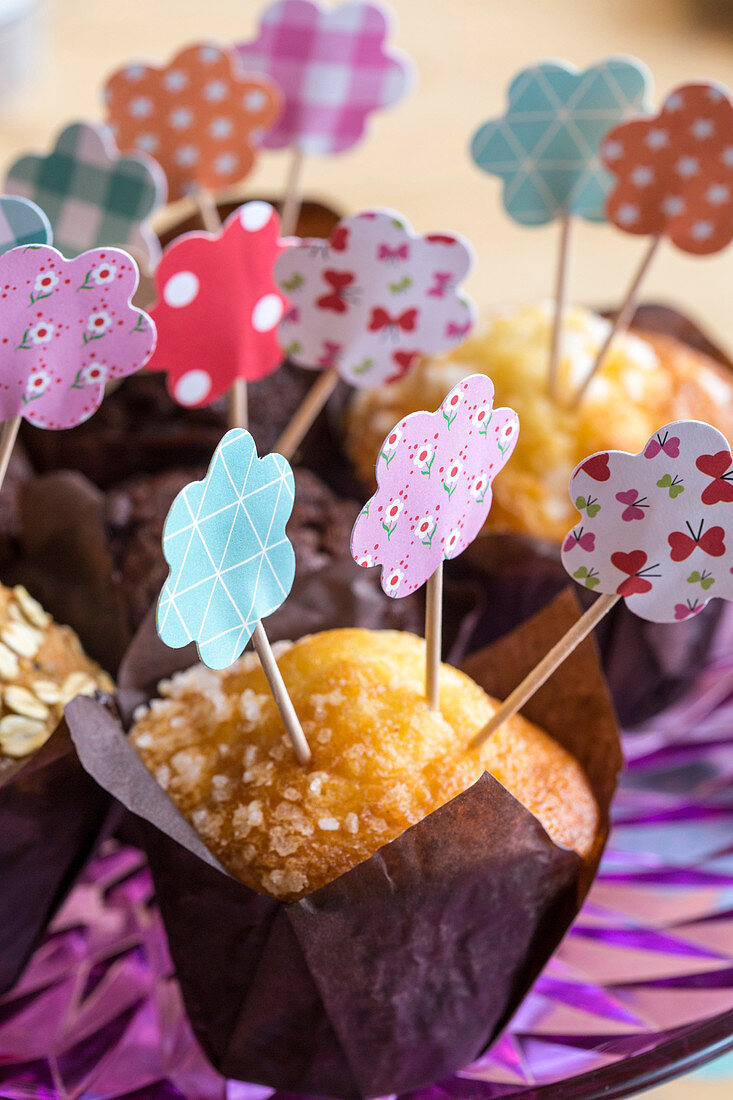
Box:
65 589 622 1099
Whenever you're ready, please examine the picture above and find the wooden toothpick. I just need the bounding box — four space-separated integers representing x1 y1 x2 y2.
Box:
0 417 20 494
425 563 443 710
252 620 311 765
548 214 572 400
470 592 619 749
229 377 248 431
572 235 662 408
194 187 223 235
280 148 306 237
274 366 339 460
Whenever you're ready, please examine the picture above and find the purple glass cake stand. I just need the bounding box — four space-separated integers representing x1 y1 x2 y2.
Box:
1 617 732 1100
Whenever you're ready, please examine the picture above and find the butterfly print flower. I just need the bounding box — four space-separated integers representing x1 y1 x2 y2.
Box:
563 419 733 623
697 449 733 504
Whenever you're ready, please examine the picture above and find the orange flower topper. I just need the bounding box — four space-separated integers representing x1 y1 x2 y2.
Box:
104 42 281 202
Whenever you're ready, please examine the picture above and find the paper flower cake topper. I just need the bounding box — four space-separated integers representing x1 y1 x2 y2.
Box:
104 42 281 202
0 196 52 254
275 209 475 388
351 374 519 597
562 419 733 622
146 202 288 408
4 122 166 267
602 82 733 254
0 245 155 430
470 57 652 225
236 0 412 155
157 429 295 669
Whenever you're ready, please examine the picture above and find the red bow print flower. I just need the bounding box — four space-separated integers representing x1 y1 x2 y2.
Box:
602 82 733 254
316 270 356 313
368 306 418 333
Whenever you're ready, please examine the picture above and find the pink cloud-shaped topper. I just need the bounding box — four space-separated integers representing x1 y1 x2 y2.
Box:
351 374 519 597
275 209 475 388
602 82 733 255
0 245 155 430
562 419 733 623
146 202 288 408
236 0 413 155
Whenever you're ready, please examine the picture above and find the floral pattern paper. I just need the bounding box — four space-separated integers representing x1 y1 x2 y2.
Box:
0 245 155 430
351 374 519 597
602 82 733 254
562 419 733 622
275 209 475 388
147 202 288 408
157 429 295 669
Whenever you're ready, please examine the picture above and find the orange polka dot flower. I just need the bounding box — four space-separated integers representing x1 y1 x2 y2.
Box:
103 42 281 202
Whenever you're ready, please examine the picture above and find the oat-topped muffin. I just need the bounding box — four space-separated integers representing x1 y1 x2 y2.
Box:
130 628 598 901
0 583 114 763
346 303 733 543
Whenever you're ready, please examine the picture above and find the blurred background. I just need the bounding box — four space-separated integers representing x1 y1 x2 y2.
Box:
0 2 730 1096
1 1 733 348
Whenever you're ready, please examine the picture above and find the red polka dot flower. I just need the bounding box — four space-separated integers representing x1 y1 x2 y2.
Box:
602 82 733 254
0 244 154 430
351 374 519 598
146 202 288 408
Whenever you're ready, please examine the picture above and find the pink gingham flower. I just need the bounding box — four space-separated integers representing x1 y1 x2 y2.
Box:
351 374 519 598
0 245 154 430
236 0 413 156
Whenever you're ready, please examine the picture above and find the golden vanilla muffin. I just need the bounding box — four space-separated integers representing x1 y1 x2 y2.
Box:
130 628 598 901
345 304 733 543
0 583 114 763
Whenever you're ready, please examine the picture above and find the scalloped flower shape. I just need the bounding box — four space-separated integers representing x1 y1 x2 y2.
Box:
351 375 519 598
562 419 733 623
602 82 733 254
275 209 475 388
157 429 295 669
4 122 166 267
103 42 281 202
0 196 52 255
147 202 288 408
236 0 413 155
0 245 155 430
471 57 652 225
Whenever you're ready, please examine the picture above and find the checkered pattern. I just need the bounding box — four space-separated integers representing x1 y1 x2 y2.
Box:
4 121 165 264
0 195 52 254
471 58 652 225
236 0 412 155
157 429 295 670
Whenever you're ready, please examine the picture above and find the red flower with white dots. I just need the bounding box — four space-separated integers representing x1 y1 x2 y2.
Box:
602 82 733 254
147 202 289 408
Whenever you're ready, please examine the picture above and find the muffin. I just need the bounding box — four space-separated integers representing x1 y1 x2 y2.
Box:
346 302 733 543
0 582 113 766
129 628 598 901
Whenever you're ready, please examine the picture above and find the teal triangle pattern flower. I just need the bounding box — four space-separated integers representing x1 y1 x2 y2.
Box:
470 57 652 225
157 429 295 669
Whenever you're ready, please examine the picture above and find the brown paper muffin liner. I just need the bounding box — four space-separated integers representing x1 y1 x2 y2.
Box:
65 589 621 1099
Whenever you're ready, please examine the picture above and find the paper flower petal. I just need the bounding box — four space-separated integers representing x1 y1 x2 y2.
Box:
146 202 288 408
471 57 652 225
602 82 733 254
157 429 295 669
236 0 413 155
0 196 52 254
351 374 518 597
562 419 733 622
104 43 281 202
4 122 165 266
0 244 155 430
275 209 475 388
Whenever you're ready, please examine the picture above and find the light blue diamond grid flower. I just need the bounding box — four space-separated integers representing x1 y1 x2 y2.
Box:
157 429 295 670
470 57 652 225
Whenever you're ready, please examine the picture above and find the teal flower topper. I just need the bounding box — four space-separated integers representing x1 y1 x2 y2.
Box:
470 57 653 225
157 430 295 670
